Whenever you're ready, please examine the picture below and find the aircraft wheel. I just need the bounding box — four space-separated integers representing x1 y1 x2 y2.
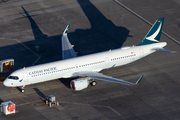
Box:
21 85 25 93
21 89 24 93
90 81 97 86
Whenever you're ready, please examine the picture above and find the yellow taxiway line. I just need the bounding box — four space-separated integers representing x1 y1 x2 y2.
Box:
107 59 180 76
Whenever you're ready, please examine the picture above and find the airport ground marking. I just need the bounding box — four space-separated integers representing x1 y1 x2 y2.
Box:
48 84 59 88
59 101 126 120
0 0 73 15
16 100 43 106
114 0 180 45
41 82 53 90
55 79 67 87
11 89 45 105
15 99 126 120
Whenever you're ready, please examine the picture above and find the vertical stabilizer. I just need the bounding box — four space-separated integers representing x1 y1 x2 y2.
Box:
138 18 165 46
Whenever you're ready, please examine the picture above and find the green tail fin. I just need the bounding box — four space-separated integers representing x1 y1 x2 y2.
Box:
138 18 165 46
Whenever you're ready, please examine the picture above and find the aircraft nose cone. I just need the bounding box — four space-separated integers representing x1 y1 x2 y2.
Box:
3 79 10 87
3 80 7 86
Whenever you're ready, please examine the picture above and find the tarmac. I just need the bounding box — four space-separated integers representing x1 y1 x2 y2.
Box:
0 0 180 119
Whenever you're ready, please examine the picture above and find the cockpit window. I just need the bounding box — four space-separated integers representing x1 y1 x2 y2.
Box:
8 76 19 80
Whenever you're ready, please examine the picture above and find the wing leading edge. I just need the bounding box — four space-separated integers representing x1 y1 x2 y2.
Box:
62 24 77 60
73 71 143 85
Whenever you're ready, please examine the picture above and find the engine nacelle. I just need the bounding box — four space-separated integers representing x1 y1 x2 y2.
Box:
70 78 89 91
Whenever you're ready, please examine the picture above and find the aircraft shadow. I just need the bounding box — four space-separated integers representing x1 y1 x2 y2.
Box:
0 98 4 104
21 6 48 41
33 88 48 102
0 0 131 89
70 0 130 55
58 77 79 89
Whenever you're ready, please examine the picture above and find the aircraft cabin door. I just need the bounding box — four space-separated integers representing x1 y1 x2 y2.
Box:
23 72 28 82
105 57 109 65
75 64 79 71
139 49 144 58
105 57 109 68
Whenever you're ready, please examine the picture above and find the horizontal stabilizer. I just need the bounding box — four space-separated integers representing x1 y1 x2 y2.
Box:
152 48 176 53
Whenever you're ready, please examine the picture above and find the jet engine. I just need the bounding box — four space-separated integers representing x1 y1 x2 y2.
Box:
70 78 89 91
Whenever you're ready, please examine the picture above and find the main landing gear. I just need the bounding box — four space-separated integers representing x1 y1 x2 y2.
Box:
90 80 97 86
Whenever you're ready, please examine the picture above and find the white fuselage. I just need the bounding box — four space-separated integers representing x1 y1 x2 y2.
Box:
3 42 167 87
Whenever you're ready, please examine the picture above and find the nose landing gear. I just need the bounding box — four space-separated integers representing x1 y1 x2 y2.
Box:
21 85 25 93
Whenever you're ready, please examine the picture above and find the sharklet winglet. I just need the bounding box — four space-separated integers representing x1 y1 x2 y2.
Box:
63 24 70 35
135 75 144 85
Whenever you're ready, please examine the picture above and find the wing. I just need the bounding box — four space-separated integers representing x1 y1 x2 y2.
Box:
73 71 143 85
62 24 77 60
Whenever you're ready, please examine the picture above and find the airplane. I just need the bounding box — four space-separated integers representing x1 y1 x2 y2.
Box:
3 18 175 92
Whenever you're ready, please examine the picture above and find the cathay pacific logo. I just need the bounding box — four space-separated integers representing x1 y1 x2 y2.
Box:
64 24 70 34
146 22 162 42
